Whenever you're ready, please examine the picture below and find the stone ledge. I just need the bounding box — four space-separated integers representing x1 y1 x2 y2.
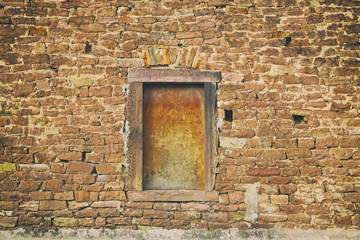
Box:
128 68 221 83
1 228 360 240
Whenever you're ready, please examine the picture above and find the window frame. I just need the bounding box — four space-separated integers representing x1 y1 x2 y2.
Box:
125 69 220 202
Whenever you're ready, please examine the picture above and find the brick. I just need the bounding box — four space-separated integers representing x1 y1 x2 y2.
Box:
345 193 360 202
290 195 314 205
73 174 95 185
54 192 74 201
287 214 311 224
228 191 244 204
96 163 118 174
0 201 18 210
30 192 52 200
180 203 210 211
74 208 99 218
78 218 94 227
43 180 63 192
12 83 35 97
286 149 312 159
29 26 47 37
143 210 168 219
300 166 321 176
203 212 228 222
329 148 353 160
39 201 66 210
153 203 179 211
262 150 286 159
67 162 94 174
23 54 49 64
280 205 304 214
99 191 126 201
298 138 314 148
0 216 18 227
18 215 42 226
18 181 40 192
305 205 328 215
259 213 288 222
95 217 106 227
339 137 360 148
122 208 142 217
270 195 288 205
91 201 122 208
174 211 200 221
75 191 90 202
248 168 280 177
58 152 82 161
107 217 131 225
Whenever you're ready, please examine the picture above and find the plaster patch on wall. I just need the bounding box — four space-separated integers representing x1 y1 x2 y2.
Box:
244 183 260 223
219 137 247 149
121 83 130 174
217 116 224 132
121 119 130 174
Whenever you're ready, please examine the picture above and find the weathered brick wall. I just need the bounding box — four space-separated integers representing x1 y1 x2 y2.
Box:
0 0 360 231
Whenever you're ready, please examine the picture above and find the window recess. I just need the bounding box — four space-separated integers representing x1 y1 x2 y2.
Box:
125 69 220 202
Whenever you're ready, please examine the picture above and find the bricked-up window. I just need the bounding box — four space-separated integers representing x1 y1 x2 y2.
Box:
126 69 220 202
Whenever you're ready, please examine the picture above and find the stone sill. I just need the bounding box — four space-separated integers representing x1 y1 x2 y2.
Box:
128 190 219 202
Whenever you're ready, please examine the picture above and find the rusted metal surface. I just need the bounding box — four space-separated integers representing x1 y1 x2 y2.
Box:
143 83 205 190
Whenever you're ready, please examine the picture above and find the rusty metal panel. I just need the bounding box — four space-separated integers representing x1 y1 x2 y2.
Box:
143 83 205 190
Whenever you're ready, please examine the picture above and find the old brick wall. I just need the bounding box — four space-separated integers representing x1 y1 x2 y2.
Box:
0 0 360 231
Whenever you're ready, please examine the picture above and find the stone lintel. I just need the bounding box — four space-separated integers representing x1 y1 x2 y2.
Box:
128 68 221 83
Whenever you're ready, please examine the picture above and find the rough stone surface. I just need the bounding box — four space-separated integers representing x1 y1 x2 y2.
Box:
1 228 360 240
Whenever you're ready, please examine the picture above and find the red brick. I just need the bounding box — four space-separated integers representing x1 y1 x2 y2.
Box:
78 218 94 227
74 208 99 218
58 152 82 161
153 203 179 211
345 193 360 202
175 211 201 221
0 201 18 210
259 213 288 222
43 180 63 192
18 181 40 192
300 166 321 176
180 203 210 211
91 201 122 208
279 185 297 194
99 191 126 201
73 174 95 185
287 213 311 224
228 191 244 204
75 191 90 202
0 216 18 227
143 210 168 219
280 205 304 214
30 192 53 200
248 168 280 177
54 192 74 201
95 163 117 174
18 215 42 226
122 208 142 217
39 201 66 210
67 162 94 174
262 150 286 159
107 217 131 225
203 212 228 222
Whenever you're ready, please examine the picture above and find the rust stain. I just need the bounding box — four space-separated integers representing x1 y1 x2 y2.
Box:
143 83 205 190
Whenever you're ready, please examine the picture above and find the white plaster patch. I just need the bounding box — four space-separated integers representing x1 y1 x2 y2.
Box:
244 183 260 224
219 137 247 149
